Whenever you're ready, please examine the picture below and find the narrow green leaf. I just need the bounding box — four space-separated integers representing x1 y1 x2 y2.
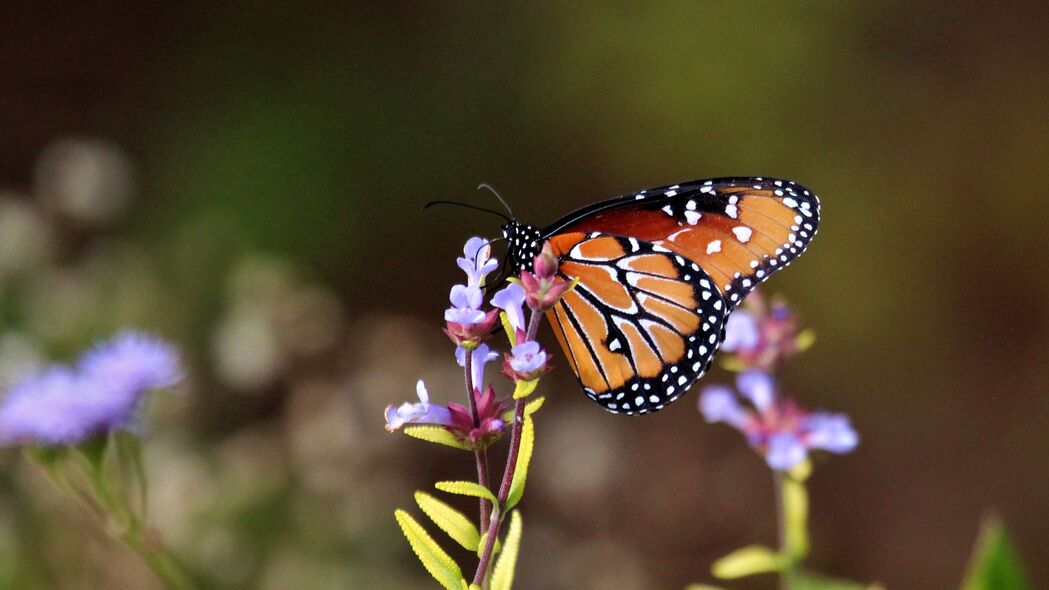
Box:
415 492 481 552
435 481 498 505
501 397 545 423
711 545 785 579
394 509 468 590
499 311 517 347
512 379 538 399
792 570 884 590
490 511 523 590
404 426 472 450
783 473 809 560
504 416 535 510
960 515 1030 590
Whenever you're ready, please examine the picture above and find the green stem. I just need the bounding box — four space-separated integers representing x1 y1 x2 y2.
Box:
774 470 799 590
120 530 196 590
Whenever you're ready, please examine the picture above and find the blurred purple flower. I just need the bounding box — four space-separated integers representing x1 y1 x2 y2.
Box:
0 331 183 446
699 370 858 470
384 380 454 432
722 290 810 372
722 310 760 352
456 343 499 391
457 237 499 287
492 282 526 340
79 331 182 400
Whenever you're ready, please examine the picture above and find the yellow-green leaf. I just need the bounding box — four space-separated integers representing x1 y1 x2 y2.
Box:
504 416 534 510
476 530 502 558
404 426 471 450
512 379 539 399
795 329 816 353
435 481 498 505
711 545 785 579
501 397 545 423
783 474 810 560
415 492 481 552
524 396 545 416
394 509 468 590
499 311 517 347
490 511 523 590
960 515 1031 590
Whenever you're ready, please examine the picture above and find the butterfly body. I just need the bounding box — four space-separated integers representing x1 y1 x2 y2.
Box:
502 177 820 415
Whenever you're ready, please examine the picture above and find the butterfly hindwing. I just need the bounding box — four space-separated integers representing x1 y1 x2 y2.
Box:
545 232 727 415
544 177 820 310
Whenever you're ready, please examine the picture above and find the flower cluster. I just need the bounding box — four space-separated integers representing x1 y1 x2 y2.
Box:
721 291 812 372
700 291 856 470
386 237 564 448
700 370 857 470
0 331 183 447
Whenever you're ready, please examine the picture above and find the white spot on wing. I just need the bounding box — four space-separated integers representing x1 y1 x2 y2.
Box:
706 240 721 254
732 226 752 243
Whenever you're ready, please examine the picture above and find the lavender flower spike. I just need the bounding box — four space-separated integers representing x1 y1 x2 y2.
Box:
385 381 454 432
457 237 499 287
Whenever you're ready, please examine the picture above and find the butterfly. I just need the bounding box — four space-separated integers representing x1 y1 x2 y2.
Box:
443 177 820 415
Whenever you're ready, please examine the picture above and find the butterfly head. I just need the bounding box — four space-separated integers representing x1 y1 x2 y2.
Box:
501 220 543 272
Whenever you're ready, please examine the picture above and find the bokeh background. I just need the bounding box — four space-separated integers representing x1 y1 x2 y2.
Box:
1 2 1047 589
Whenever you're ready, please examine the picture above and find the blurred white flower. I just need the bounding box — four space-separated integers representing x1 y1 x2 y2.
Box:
35 137 135 226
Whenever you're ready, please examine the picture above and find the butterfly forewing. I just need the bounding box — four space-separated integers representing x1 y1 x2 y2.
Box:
545 232 727 415
544 177 820 309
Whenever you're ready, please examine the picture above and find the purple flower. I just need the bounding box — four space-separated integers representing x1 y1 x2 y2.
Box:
79 331 183 399
456 343 499 391
699 371 858 470
445 284 486 325
492 283 527 340
457 237 499 287
0 331 183 446
503 340 550 381
721 290 809 372
444 284 499 348
384 380 454 432
722 310 760 352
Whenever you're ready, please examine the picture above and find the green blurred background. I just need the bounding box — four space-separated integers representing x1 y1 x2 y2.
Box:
0 2 1046 589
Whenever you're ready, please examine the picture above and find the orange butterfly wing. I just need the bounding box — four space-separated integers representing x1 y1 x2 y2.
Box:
549 178 820 308
545 232 727 415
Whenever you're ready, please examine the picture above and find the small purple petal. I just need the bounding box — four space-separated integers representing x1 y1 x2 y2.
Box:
449 284 484 310
444 307 486 325
698 385 748 429
384 380 453 431
492 283 527 333
456 344 499 389
765 433 807 470
509 340 547 374
721 310 760 352
736 370 776 412
804 412 859 454
457 237 499 287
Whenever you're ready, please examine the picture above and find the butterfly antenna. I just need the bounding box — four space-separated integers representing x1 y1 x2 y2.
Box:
422 200 511 222
478 183 515 219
